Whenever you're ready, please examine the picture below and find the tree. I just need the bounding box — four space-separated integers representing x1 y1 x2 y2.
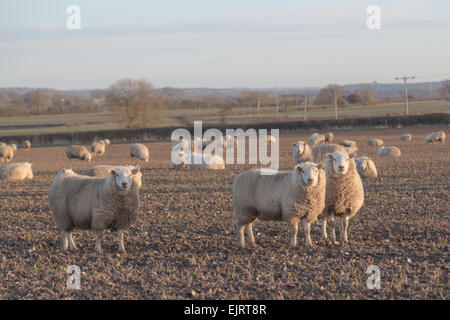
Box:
313 84 347 107
106 79 162 128
160 87 183 109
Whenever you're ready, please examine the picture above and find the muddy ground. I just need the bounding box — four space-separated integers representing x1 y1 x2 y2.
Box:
0 125 448 299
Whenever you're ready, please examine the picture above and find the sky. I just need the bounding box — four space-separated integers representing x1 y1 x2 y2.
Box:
0 0 449 89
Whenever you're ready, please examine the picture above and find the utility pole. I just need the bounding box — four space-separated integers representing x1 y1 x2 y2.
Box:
334 87 338 120
304 94 307 120
257 97 260 115
395 75 415 116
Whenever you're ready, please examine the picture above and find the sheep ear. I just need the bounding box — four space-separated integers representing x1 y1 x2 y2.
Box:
295 164 302 172
111 170 117 176
131 166 140 175
317 164 323 170
326 153 334 160
349 153 355 159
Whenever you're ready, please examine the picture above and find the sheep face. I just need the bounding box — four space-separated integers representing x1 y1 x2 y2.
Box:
111 166 140 191
293 141 306 155
356 157 368 170
327 152 354 175
295 162 322 187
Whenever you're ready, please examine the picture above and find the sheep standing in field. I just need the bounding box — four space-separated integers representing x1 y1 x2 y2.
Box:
233 162 326 248
91 141 106 156
9 144 17 152
355 157 377 179
293 141 347 165
0 162 33 181
48 166 141 253
325 132 334 143
367 138 383 147
24 140 31 150
400 134 412 141
82 165 142 188
321 152 364 244
378 146 401 157
102 139 111 146
338 140 357 148
310 133 325 145
426 131 446 143
66 145 92 162
0 145 14 163
130 143 149 162
174 151 225 170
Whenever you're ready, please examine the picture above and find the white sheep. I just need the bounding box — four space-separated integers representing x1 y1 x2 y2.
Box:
24 140 31 150
91 141 106 156
293 141 347 165
130 143 149 162
321 152 364 244
338 140 357 148
175 151 225 170
233 162 326 248
48 166 141 253
0 162 33 181
400 134 412 141
426 131 446 143
82 165 142 188
310 133 325 145
367 138 383 147
102 139 111 146
0 145 14 163
355 157 377 179
325 132 334 143
378 146 401 157
9 144 17 152
66 145 92 162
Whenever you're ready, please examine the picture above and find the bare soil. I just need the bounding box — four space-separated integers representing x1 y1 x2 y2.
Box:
0 126 448 299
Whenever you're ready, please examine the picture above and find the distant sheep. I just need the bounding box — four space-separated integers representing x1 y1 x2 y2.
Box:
91 141 106 156
66 145 92 162
293 141 347 165
48 166 141 253
426 131 445 143
355 157 377 179
367 138 383 147
102 139 111 146
9 144 17 152
24 140 31 150
0 145 14 163
130 143 149 162
0 162 33 181
310 133 325 145
233 162 326 248
400 134 412 141
174 151 225 170
82 165 142 188
338 140 357 148
378 146 401 157
325 132 334 143
321 152 364 244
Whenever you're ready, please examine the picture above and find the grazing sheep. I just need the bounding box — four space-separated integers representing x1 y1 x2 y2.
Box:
426 131 446 143
175 151 225 170
66 145 92 162
9 144 17 152
102 139 111 146
325 132 334 143
338 140 357 148
378 146 401 157
355 157 377 179
130 143 149 162
321 152 364 244
233 162 326 248
48 166 141 253
82 165 142 188
310 133 325 145
24 140 31 150
0 145 14 163
0 162 33 181
367 138 383 147
400 134 412 141
293 141 347 165
91 141 106 156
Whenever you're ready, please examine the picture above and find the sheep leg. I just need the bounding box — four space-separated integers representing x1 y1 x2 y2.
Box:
290 222 299 247
330 213 338 244
61 231 68 251
237 223 246 248
339 216 345 241
94 231 102 253
321 218 328 240
118 230 126 253
246 223 256 247
303 219 314 248
67 232 78 251
342 215 349 243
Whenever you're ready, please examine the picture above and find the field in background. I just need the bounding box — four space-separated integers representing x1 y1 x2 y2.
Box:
0 100 449 137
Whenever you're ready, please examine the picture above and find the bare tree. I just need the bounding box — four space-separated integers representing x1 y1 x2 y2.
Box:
314 84 347 107
161 87 183 109
106 79 162 128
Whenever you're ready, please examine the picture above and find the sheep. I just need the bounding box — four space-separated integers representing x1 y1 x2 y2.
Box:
175 151 225 170
130 143 149 162
378 146 401 157
48 166 141 253
321 152 364 244
24 140 31 150
0 145 14 163
293 141 347 165
233 162 326 248
82 165 142 188
66 145 92 162
400 134 412 141
355 157 377 179
102 139 111 146
338 140 357 148
325 132 334 143
9 144 17 152
0 142 6 147
310 133 325 145
0 162 33 181
367 138 383 147
91 141 106 156
344 145 358 154
426 131 446 143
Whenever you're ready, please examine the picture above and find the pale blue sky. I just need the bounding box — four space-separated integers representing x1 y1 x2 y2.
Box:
0 0 449 89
